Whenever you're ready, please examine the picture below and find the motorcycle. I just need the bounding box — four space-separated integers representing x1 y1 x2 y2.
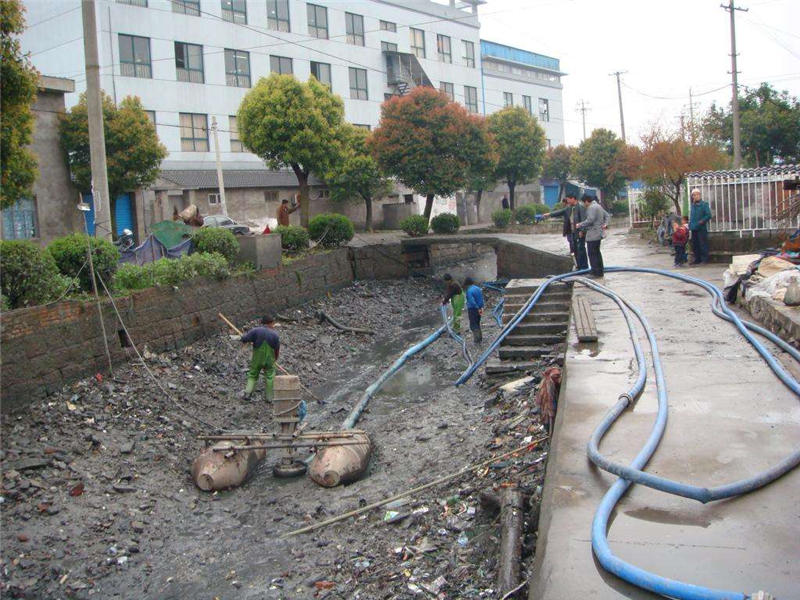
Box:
114 229 135 252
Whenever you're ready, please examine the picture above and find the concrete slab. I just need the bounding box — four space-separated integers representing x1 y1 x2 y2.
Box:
524 231 800 599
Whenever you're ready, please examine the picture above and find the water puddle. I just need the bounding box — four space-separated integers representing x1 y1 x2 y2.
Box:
624 507 712 528
573 341 602 357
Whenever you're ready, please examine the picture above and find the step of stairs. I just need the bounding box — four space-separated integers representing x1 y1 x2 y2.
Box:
498 345 564 360
502 311 569 324
502 334 565 346
509 322 569 335
485 359 540 374
506 291 572 304
504 300 570 313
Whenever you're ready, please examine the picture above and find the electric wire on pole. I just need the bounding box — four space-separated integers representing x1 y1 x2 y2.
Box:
610 71 627 143
576 100 590 141
721 0 748 168
211 117 229 217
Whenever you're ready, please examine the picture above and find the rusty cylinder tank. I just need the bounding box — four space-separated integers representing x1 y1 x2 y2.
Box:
309 432 372 487
191 442 267 491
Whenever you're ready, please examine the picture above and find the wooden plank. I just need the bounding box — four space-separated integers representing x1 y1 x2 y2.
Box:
573 296 598 342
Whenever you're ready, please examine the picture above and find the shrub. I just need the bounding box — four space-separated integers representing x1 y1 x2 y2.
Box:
192 227 240 263
515 203 550 225
47 233 119 292
430 213 460 234
492 208 513 229
308 213 354 248
0 240 71 309
400 215 429 237
113 252 231 292
611 199 629 216
275 225 310 253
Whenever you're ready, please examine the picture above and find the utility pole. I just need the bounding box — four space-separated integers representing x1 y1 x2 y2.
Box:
688 87 700 144
722 0 747 168
211 117 228 217
81 0 113 241
610 71 627 143
576 100 590 141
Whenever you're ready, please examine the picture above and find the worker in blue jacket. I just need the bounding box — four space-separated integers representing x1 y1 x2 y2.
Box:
464 277 485 343
688 188 713 264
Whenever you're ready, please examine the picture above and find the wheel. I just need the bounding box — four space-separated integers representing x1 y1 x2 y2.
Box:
273 460 307 478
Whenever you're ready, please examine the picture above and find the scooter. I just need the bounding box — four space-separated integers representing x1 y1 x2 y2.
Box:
114 229 135 252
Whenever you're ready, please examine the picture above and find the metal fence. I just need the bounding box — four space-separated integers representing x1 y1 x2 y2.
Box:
686 166 800 235
627 184 649 228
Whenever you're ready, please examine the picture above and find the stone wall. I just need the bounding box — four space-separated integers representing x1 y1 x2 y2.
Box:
1 249 353 411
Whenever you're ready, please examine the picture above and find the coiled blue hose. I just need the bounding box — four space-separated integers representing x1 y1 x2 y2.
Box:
440 304 472 365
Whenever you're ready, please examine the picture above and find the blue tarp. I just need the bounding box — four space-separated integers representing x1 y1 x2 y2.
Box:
119 234 193 265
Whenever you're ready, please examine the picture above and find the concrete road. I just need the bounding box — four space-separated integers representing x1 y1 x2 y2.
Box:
525 230 800 599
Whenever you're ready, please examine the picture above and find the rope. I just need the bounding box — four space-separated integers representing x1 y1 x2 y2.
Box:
95 272 218 432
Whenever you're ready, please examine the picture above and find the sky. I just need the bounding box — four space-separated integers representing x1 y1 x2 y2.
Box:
476 0 800 147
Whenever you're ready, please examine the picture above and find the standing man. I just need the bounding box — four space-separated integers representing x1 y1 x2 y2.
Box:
688 188 712 264
576 195 610 277
277 194 300 227
441 273 465 333
501 196 509 210
232 313 280 402
463 277 485 343
542 194 588 270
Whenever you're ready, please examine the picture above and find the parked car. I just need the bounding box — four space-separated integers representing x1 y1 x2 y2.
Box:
202 215 251 235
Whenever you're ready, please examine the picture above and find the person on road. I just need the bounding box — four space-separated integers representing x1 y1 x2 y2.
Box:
576 195 610 277
689 188 712 264
277 194 300 227
441 273 465 333
671 216 689 267
542 194 588 270
232 313 280 402
501 196 509 210
463 277 485 343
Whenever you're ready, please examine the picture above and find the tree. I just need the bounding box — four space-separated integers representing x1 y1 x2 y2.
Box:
487 107 547 210
1 0 39 210
60 93 167 201
462 115 497 223
702 83 800 167
238 74 345 227
638 126 726 215
325 125 391 232
542 145 574 204
571 128 628 201
369 87 482 222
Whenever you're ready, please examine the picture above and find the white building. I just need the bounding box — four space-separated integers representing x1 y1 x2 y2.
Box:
20 0 565 233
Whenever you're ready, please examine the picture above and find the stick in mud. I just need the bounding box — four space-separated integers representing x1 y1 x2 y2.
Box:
498 486 525 594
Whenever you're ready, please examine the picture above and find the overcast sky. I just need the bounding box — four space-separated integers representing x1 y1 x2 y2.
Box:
476 0 800 147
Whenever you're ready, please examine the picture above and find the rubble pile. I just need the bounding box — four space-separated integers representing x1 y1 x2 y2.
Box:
1 274 552 600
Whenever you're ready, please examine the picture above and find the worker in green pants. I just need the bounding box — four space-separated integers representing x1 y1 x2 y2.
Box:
441 273 465 333
231 313 280 401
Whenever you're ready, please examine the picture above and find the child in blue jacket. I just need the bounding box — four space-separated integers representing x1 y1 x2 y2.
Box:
464 277 485 343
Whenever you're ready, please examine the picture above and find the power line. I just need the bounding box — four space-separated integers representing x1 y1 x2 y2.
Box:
26 5 81 28
609 70 627 142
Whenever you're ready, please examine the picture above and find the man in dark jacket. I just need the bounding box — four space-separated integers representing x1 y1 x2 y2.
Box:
542 194 588 269
688 188 712 264
232 313 280 402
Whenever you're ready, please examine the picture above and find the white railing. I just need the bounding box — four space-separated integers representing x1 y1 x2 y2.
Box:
627 185 649 228
686 166 800 235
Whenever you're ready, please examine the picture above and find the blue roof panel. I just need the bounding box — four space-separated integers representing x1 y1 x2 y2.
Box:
480 40 560 72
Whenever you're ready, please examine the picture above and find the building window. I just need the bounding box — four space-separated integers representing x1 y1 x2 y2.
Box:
349 67 368 100
180 112 209 151
547 138 552 149
172 0 200 16
353 124 371 131
224 49 250 87
380 20 396 32
144 110 156 124
503 92 513 107
384 93 395 101
307 4 328 39
310 61 331 88
463 40 475 68
436 34 451 63
464 85 478 113
119 34 151 78
175 42 204 83
221 0 247 24
208 193 221 205
270 55 293 75
439 81 454 101
229 115 243 152
410 28 425 59
381 41 397 52
117 0 147 6
538 98 550 122
264 190 279 203
2 198 37 240
523 95 532 115
346 12 364 46
267 0 290 32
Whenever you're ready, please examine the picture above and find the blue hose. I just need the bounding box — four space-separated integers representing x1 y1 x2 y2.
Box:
440 304 472 365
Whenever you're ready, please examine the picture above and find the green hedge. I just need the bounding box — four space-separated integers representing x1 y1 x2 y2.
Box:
400 215 429 237
492 208 513 229
192 227 240 262
0 240 71 309
275 225 310 253
515 204 550 225
430 212 460 234
47 233 119 292
308 213 354 247
113 252 231 292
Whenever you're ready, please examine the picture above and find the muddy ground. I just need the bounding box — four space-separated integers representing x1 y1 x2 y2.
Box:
1 260 553 600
